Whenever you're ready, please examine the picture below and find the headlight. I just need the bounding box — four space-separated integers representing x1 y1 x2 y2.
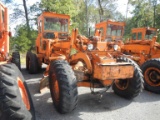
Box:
113 45 119 51
87 44 94 50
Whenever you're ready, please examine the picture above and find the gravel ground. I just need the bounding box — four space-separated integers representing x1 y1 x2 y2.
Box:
21 65 160 120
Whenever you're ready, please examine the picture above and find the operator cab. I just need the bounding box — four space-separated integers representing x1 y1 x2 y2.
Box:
131 27 158 41
95 20 125 41
38 12 70 41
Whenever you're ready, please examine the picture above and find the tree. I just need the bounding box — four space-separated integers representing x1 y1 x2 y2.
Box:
10 25 37 52
40 0 78 18
96 0 118 21
129 0 154 27
22 0 30 32
156 3 160 42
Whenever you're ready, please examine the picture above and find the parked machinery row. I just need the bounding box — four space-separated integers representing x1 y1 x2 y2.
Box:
1 2 159 118
26 12 145 114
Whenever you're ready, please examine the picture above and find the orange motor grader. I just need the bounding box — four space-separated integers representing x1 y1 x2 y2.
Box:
0 2 34 120
26 12 143 114
95 20 160 94
122 27 160 94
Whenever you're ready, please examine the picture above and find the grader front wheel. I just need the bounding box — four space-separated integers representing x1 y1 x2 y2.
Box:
113 57 143 99
0 63 35 120
49 60 78 114
141 59 160 94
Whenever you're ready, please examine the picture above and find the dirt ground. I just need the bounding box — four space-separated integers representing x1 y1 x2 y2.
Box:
21 65 160 120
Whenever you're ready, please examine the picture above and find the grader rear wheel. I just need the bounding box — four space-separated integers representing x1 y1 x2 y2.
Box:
27 52 39 74
0 63 35 120
113 57 143 99
141 59 160 94
49 60 78 114
26 51 31 70
12 51 21 70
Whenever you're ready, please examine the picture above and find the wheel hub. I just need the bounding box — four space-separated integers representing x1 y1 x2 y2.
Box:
145 67 160 86
115 79 129 90
149 71 159 82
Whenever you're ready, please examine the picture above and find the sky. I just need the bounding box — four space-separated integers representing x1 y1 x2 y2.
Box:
116 0 133 17
9 0 131 17
10 0 130 15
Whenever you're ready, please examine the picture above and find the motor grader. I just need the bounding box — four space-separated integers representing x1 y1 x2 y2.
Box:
95 20 160 94
122 27 160 94
0 2 34 120
26 12 143 114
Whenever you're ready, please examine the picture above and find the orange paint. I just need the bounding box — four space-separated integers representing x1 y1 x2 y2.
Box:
0 2 10 61
17 77 30 110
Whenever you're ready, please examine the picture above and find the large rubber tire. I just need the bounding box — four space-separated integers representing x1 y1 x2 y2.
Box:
26 51 31 70
49 60 78 114
113 57 143 99
141 58 160 94
0 63 35 120
27 52 39 74
12 51 21 70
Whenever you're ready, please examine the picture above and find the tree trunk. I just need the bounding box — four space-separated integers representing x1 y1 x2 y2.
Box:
153 0 157 27
22 0 30 31
98 0 103 21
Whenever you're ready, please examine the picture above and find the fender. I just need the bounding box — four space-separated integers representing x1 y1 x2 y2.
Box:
70 52 92 74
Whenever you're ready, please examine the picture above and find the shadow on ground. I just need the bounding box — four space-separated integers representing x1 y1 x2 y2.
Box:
21 65 160 120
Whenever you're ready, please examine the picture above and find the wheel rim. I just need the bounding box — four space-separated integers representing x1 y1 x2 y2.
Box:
115 79 129 90
144 67 160 86
17 77 30 110
51 73 60 104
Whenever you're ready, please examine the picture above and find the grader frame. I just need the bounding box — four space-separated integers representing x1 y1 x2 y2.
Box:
33 12 135 85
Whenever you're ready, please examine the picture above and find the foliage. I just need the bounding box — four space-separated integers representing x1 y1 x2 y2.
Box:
4 0 160 53
124 0 160 41
10 25 37 52
129 0 153 27
40 0 78 18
